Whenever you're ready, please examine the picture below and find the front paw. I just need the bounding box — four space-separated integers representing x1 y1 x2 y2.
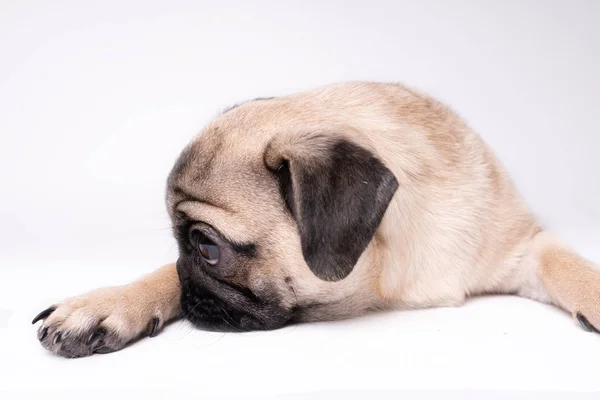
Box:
32 286 163 358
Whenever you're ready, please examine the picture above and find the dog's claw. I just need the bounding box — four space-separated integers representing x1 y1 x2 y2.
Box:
147 317 161 337
576 312 599 333
94 346 116 354
32 307 56 324
38 327 48 341
86 327 107 345
53 331 62 345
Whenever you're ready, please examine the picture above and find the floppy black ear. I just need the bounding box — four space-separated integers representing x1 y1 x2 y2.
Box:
266 135 399 281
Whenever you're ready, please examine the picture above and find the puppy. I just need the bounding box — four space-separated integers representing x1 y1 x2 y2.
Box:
32 82 600 358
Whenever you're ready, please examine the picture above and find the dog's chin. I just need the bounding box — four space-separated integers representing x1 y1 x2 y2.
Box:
179 281 293 332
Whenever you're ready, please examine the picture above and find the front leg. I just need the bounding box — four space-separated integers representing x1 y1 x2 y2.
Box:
32 263 181 358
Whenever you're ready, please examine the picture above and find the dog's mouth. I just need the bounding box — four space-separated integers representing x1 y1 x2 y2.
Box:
177 261 292 332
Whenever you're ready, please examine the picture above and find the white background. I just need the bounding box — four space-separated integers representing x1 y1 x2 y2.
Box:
1 0 599 398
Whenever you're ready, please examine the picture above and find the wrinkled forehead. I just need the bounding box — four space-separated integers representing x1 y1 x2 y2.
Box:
165 127 277 218
165 89 372 215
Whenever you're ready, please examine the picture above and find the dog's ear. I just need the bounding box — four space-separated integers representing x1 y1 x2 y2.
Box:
265 133 399 281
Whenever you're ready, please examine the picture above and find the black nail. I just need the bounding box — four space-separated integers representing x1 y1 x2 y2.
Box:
32 307 56 324
94 346 115 354
53 331 62 345
147 317 161 338
576 312 599 333
86 327 107 345
38 327 48 341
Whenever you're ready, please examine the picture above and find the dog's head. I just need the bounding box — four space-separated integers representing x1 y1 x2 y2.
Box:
165 83 399 331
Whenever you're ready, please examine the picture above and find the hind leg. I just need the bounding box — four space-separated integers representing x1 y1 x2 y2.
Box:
514 230 600 332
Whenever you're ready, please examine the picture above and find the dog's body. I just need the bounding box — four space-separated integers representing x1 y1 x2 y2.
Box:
33 82 600 357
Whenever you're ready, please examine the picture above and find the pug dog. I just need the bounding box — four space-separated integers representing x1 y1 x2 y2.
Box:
32 82 600 358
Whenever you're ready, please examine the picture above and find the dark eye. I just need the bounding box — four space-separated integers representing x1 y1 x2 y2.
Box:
193 231 220 265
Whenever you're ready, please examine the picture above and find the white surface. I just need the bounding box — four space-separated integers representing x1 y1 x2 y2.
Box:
1 0 599 398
